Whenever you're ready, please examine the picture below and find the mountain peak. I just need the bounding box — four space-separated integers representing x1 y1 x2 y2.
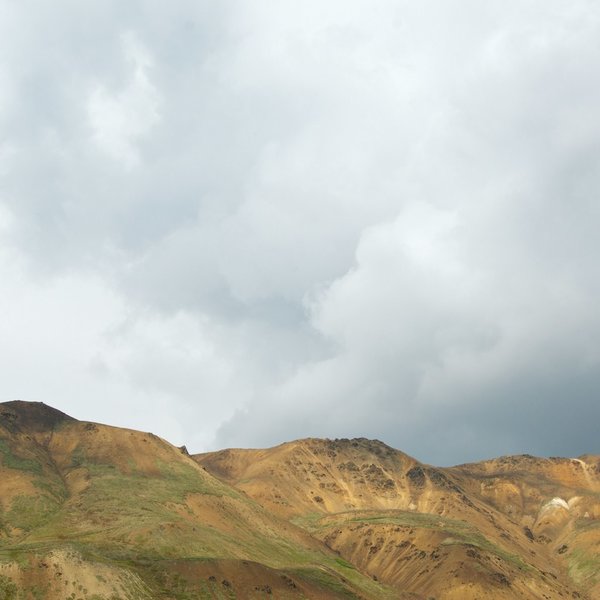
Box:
0 402 598 599
278 436 415 460
0 400 76 432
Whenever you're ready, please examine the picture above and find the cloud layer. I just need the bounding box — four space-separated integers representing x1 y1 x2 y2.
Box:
1 0 599 464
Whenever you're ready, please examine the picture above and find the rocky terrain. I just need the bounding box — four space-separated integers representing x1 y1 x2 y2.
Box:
0 400 598 599
196 439 600 599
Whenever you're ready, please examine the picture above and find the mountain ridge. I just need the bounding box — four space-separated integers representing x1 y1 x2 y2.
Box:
1 400 599 599
195 435 600 598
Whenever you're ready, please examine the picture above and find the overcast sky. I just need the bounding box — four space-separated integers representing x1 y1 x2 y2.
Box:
1 0 599 465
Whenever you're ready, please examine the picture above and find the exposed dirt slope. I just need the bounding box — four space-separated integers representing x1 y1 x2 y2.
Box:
451 454 600 597
196 438 421 518
0 402 396 600
2 401 598 599
196 438 600 599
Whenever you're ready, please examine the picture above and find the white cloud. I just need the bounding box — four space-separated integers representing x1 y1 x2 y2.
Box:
0 241 250 449
88 32 160 168
1 0 599 463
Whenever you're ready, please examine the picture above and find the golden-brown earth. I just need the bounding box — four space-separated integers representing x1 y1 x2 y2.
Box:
196 438 600 599
1 401 598 599
0 401 395 599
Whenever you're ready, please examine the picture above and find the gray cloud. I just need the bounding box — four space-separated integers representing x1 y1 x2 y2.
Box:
1 0 599 464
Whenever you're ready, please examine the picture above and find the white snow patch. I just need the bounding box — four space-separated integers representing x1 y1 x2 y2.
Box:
541 497 569 513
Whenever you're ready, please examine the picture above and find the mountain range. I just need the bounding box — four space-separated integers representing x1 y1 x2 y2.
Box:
0 400 598 599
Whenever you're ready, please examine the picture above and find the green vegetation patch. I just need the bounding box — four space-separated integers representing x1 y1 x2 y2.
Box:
7 494 61 532
0 439 43 475
290 564 398 600
70 446 238 502
290 566 363 599
348 511 471 531
11 451 286 563
439 534 529 571
334 557 356 570
316 510 530 572
32 477 68 502
0 574 17 600
568 548 600 588
290 512 324 532
311 509 470 534
0 446 396 600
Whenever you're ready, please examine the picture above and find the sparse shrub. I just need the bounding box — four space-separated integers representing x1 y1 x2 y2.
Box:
0 575 17 600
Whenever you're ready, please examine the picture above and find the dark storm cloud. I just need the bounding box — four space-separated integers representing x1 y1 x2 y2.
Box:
1 0 599 462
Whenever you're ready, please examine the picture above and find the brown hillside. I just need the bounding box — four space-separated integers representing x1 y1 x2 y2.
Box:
195 438 600 599
2 401 598 599
0 402 397 600
1 401 75 434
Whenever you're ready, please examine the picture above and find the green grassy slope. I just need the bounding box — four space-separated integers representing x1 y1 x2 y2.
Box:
0 402 397 600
